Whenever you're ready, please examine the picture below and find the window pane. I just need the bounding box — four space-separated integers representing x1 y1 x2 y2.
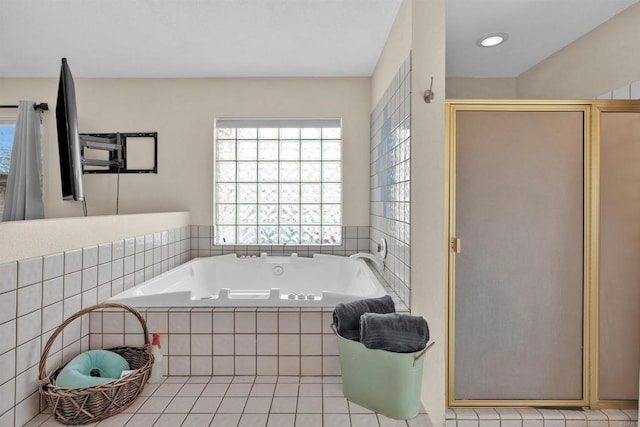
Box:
322 140 341 160
0 122 16 221
259 226 278 244
301 128 321 139
237 204 257 224
258 184 278 203
322 127 341 139
216 226 236 244
237 141 257 160
237 128 257 139
301 226 321 244
301 204 321 224
280 183 300 203
216 162 236 182
301 183 321 203
322 162 341 182
237 183 257 203
216 183 236 203
259 141 278 161
280 141 300 160
214 120 342 245
301 140 321 160
322 226 341 245
322 204 341 224
258 162 278 182
280 163 300 182
322 183 341 203
280 204 299 224
238 226 257 244
280 226 299 244
237 162 257 182
217 127 236 139
217 141 236 160
301 162 321 181
259 205 278 224
280 128 300 139
258 128 278 139
217 204 236 224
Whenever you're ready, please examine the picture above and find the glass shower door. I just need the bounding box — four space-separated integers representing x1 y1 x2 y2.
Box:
451 108 587 403
597 111 640 403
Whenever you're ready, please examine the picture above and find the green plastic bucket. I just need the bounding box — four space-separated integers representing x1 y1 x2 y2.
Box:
335 328 432 420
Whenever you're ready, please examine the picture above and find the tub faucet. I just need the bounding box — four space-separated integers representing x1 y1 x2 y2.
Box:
350 253 384 271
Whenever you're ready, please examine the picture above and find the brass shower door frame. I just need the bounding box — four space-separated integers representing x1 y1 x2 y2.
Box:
446 100 593 407
589 100 640 409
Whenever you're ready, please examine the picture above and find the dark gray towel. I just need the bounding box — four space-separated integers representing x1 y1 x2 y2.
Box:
359 313 429 353
332 295 395 340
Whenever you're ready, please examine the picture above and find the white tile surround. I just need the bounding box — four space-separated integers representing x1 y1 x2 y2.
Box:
1 223 400 425
189 225 371 258
446 408 638 427
0 226 192 426
88 299 407 379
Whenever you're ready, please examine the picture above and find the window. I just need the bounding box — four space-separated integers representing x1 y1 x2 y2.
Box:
0 119 16 220
214 118 342 245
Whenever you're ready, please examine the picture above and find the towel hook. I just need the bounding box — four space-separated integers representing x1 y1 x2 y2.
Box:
423 77 435 103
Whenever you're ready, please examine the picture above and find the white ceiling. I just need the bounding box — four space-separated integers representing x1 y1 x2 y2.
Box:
0 0 403 78
0 0 637 78
447 0 639 78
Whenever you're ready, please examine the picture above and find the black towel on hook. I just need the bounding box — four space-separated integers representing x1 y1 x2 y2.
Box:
332 295 395 340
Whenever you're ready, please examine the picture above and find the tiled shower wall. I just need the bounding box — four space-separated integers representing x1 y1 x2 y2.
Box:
0 226 191 426
190 226 370 258
596 80 640 99
369 54 412 306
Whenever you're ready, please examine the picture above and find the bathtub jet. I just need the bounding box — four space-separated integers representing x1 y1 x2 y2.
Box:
108 253 388 307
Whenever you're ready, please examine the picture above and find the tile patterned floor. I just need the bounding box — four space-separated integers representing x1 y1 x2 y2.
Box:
445 407 638 427
26 376 430 427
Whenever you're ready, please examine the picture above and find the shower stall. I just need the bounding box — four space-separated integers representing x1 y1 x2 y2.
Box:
446 99 640 408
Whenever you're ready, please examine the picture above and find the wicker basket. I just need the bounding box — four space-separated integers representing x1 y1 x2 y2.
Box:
39 303 154 425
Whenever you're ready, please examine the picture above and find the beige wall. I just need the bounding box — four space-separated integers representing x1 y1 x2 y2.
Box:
0 77 371 226
0 211 190 263
410 0 447 421
371 0 447 422
518 2 640 99
371 0 412 108
446 77 517 99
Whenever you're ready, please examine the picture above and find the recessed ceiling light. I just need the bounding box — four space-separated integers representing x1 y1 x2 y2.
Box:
477 33 508 48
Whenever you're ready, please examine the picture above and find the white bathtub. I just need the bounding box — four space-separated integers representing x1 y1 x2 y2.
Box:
108 253 387 307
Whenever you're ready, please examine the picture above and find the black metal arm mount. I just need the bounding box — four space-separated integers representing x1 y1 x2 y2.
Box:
80 132 158 174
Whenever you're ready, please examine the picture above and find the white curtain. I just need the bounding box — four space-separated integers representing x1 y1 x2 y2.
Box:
2 100 44 221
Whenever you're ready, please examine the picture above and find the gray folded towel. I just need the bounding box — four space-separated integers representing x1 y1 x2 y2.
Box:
332 295 395 340
359 313 429 353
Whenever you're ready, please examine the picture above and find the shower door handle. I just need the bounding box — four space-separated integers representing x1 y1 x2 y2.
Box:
450 237 461 253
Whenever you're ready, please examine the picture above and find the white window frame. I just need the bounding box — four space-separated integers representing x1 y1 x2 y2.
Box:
214 118 343 246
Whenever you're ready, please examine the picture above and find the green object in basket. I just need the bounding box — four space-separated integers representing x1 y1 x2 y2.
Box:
336 333 428 420
55 350 130 388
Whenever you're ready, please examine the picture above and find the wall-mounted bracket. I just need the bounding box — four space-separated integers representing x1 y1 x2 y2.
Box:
80 133 123 170
80 132 158 174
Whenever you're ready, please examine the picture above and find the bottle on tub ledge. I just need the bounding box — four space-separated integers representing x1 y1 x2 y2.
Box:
148 333 163 383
